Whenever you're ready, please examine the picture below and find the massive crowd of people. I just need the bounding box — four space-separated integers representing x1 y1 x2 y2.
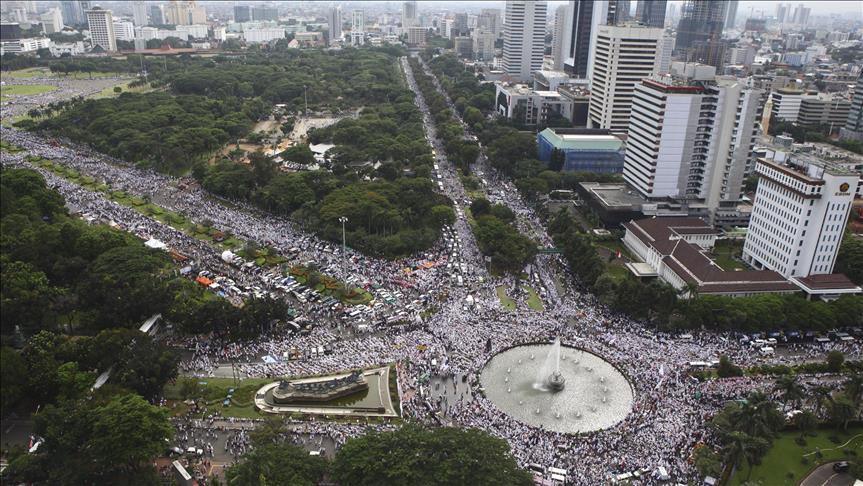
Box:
1 56 860 485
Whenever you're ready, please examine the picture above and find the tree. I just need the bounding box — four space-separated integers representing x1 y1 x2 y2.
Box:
773 375 804 411
332 426 533 486
717 355 744 378
826 351 845 372
835 233 863 285
692 444 722 478
828 394 857 431
843 372 863 408
0 346 28 415
811 384 834 418
0 260 56 337
721 431 769 480
792 410 818 442
8 394 172 484
548 148 565 172
225 443 327 486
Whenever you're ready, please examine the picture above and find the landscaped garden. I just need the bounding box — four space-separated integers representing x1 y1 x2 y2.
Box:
728 426 862 486
496 286 516 311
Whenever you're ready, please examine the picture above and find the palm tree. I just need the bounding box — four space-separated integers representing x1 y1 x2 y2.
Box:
829 394 857 432
723 431 770 481
811 384 834 418
793 410 818 442
843 372 863 408
774 375 804 411
734 391 785 440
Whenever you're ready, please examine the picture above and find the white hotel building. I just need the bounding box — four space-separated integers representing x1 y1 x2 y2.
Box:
588 24 664 132
742 158 860 280
623 65 764 225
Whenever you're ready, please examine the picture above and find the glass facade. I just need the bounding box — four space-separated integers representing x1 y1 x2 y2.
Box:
537 132 625 174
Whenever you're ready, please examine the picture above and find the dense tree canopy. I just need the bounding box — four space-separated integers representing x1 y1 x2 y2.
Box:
332 426 533 486
3 393 172 485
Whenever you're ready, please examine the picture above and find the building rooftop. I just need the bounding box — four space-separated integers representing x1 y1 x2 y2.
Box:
580 182 648 209
625 217 799 294
539 128 624 151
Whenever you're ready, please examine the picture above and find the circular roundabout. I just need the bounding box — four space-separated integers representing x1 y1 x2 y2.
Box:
479 340 634 434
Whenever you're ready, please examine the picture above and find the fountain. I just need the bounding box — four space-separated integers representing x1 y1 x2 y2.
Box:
480 341 634 434
534 337 566 392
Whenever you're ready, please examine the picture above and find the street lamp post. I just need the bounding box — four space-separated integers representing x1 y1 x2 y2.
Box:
338 216 348 278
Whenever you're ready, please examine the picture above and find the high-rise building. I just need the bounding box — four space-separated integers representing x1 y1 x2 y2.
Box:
86 6 116 51
352 10 364 33
60 1 83 26
623 66 764 225
131 1 147 26
675 0 728 70
634 0 667 27
149 4 164 25
742 158 860 278
164 0 204 26
234 5 251 23
40 8 64 34
472 28 496 61
551 5 568 70
187 1 206 24
113 19 134 41
839 73 863 142
501 0 547 83
453 13 468 36
454 36 472 58
478 8 500 38
252 6 278 21
725 0 739 29
406 25 426 47
776 3 788 23
328 6 342 45
560 0 598 79
588 24 663 131
606 0 630 25
794 5 811 26
797 94 852 133
402 1 418 28
656 33 676 73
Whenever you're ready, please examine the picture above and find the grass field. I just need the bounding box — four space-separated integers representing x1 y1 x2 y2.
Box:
164 377 271 419
496 286 516 311
1 68 52 79
524 286 544 311
729 427 862 486
89 80 156 100
0 84 56 98
712 240 745 271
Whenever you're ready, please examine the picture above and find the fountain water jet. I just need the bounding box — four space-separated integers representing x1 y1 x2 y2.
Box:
534 337 565 392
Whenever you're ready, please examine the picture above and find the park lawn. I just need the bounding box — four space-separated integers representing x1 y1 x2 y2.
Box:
1 67 52 79
164 376 272 419
596 240 633 260
729 426 863 486
496 285 516 311
712 240 745 271
0 84 56 97
89 80 156 100
604 264 630 283
524 286 544 311
0 140 23 152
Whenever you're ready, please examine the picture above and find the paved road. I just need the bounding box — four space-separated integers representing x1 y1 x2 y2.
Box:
800 462 856 486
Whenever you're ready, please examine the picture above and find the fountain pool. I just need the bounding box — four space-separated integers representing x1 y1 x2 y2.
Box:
479 343 633 434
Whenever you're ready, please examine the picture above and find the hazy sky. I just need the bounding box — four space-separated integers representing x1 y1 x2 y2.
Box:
415 1 863 17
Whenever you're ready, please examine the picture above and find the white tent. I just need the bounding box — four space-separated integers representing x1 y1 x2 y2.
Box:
144 238 167 250
221 250 236 263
